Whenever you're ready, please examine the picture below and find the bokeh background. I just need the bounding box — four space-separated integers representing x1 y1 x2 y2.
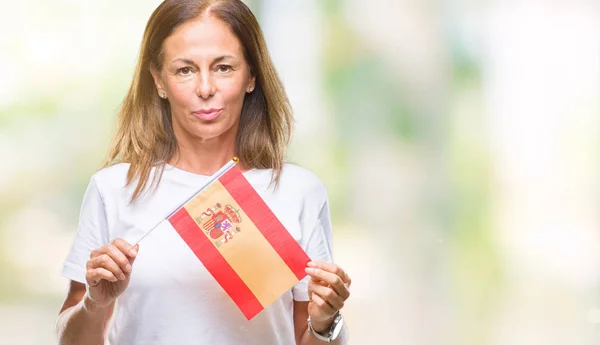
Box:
1 0 599 344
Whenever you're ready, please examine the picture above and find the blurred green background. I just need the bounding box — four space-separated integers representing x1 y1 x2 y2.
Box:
1 0 599 344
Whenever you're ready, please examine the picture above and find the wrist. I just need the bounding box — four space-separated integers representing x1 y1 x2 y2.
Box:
309 312 338 334
82 292 110 315
307 312 345 343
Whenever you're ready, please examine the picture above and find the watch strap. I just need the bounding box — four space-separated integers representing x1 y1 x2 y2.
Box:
307 313 344 343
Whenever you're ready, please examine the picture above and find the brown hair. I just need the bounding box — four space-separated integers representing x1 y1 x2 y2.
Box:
103 0 293 202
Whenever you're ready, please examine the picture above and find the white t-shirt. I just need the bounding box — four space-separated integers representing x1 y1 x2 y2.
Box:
61 162 334 345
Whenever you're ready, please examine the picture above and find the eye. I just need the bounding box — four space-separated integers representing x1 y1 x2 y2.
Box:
177 67 193 75
216 65 232 73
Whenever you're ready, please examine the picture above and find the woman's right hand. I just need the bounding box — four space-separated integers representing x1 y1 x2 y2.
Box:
85 238 139 309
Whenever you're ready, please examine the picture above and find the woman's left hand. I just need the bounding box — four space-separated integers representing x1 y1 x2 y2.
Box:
305 261 351 324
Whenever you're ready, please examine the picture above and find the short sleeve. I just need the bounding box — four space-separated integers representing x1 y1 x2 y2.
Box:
61 177 110 284
292 191 334 301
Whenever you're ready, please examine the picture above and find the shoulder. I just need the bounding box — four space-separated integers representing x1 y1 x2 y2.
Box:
279 163 323 186
89 162 132 194
276 163 328 203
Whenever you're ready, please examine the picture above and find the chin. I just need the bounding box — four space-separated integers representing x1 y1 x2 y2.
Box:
192 124 236 142
192 130 222 141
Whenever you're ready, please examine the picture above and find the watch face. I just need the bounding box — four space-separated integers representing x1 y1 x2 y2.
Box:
330 315 344 340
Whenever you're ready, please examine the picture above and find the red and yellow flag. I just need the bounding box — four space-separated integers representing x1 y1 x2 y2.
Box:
166 162 310 320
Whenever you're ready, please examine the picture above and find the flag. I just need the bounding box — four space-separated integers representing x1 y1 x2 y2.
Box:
164 161 310 320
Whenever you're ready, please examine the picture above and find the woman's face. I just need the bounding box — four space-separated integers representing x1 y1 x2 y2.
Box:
152 15 255 143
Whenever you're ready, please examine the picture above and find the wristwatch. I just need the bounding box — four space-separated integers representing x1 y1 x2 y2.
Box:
307 312 344 343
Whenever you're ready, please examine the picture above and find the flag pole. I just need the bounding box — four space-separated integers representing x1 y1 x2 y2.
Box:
134 157 239 245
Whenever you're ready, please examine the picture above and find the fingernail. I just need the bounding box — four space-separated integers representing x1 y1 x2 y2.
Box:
119 273 126 280
129 249 137 257
307 261 317 267
125 264 132 272
305 268 315 274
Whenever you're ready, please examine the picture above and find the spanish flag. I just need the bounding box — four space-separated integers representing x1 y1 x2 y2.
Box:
164 160 310 320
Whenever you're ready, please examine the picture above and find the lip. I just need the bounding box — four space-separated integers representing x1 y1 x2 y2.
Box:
192 108 222 121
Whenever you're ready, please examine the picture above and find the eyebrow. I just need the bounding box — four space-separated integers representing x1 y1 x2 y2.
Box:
171 55 236 65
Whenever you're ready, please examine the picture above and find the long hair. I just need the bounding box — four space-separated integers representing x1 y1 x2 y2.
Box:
103 0 293 202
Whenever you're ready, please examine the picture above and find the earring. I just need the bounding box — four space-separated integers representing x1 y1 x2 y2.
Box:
248 87 254 93
159 91 166 99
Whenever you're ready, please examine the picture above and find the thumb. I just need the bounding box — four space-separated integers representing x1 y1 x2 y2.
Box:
127 244 140 264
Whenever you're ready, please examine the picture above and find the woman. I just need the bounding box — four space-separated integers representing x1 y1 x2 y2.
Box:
55 1 350 344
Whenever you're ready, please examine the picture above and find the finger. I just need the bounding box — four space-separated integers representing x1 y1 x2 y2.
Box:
344 271 352 288
87 254 126 281
308 280 350 309
131 244 139 263
308 261 351 286
102 244 133 273
112 238 138 259
89 240 138 260
307 261 352 296
305 265 337 282
86 267 118 286
305 267 349 299
311 292 336 316
309 281 345 310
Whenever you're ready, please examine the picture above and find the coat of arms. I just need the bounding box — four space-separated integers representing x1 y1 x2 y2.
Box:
195 203 242 248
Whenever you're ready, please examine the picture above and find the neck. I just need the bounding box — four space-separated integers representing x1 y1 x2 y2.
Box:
169 127 240 176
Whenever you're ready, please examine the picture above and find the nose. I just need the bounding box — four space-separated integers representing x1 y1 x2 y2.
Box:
196 71 216 99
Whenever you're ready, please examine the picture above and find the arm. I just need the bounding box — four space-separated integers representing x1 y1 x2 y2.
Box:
294 301 349 345
294 262 352 345
55 281 115 345
56 239 138 345
294 184 350 343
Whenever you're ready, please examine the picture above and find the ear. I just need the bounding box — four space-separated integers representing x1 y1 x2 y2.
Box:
246 75 256 93
150 65 166 97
